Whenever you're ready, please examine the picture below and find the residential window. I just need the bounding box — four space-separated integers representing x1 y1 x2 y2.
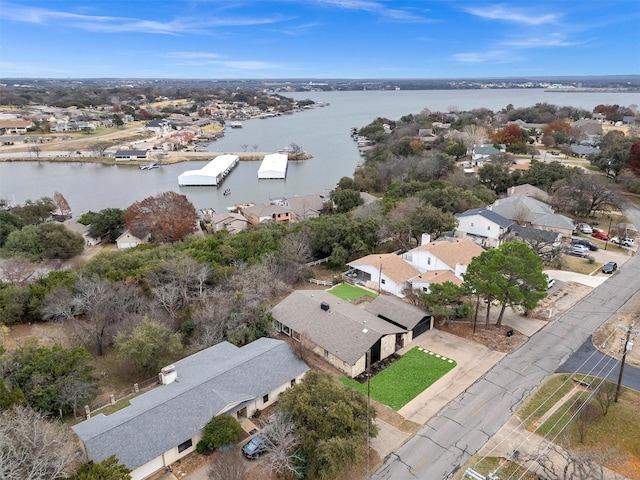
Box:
427 258 431 265
471 222 474 227
263 394 269 404
381 279 386 284
178 439 193 453
290 379 296 387
324 349 329 359
282 325 291 336
487 226 491 231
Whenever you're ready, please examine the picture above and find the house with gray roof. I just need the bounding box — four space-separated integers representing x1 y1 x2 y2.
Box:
489 195 575 237
271 290 423 378
72 338 307 480
454 208 514 248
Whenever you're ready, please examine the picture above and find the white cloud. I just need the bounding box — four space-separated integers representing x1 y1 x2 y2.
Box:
0 2 286 35
453 50 522 64
502 34 578 48
463 4 560 25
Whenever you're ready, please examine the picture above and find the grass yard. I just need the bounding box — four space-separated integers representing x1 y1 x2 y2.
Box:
517 374 640 478
340 347 457 411
329 283 377 301
561 255 602 275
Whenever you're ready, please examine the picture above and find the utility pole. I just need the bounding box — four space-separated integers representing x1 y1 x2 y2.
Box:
615 322 639 402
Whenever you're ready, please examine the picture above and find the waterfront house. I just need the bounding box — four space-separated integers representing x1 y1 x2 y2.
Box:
63 220 102 246
240 203 292 225
114 149 148 161
116 230 149 249
72 338 308 480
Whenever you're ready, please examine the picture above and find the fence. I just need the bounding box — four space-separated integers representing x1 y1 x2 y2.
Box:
309 278 333 286
306 257 330 267
77 374 160 421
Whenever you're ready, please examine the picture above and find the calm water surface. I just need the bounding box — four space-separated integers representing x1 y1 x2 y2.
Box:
2 89 638 215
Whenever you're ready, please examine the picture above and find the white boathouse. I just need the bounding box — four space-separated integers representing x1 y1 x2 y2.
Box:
178 154 239 186
257 153 288 179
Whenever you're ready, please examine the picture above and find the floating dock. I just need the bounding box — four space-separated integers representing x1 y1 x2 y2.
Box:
257 153 288 179
178 154 239 186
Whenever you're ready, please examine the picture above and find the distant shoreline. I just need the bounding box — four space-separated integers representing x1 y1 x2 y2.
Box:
0 151 313 165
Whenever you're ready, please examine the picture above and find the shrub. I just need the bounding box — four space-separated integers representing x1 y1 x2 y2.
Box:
200 415 243 450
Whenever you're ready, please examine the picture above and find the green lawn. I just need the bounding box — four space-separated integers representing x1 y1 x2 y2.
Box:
328 283 377 301
340 347 457 410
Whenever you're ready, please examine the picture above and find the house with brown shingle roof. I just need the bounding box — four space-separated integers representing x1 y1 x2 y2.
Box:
347 253 420 296
402 238 485 283
0 119 32 134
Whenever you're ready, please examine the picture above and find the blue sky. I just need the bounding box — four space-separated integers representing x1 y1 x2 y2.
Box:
1 0 639 79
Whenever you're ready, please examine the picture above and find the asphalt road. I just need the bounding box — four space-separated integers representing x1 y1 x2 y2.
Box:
556 336 640 390
370 253 640 480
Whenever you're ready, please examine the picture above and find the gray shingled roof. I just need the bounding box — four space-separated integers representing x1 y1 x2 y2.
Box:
271 290 405 366
72 338 308 470
364 295 430 330
456 208 514 228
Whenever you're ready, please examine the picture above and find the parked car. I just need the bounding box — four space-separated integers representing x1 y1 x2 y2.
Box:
611 237 635 247
566 245 589 258
602 262 617 274
571 238 599 251
592 231 610 241
242 434 269 459
546 276 556 289
579 224 593 234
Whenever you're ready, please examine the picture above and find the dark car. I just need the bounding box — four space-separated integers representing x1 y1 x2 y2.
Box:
571 238 599 251
242 435 269 459
602 262 617 274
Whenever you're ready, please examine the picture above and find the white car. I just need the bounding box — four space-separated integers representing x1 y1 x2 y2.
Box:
611 237 634 247
579 224 593 234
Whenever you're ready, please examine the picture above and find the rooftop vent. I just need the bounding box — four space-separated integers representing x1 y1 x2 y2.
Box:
320 302 330 311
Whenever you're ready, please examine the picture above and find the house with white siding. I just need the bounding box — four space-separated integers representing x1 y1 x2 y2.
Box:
72 338 308 480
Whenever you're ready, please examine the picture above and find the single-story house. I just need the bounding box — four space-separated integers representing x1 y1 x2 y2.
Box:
72 338 308 480
0 119 32 134
489 195 575 237
271 290 429 377
454 208 514 248
116 230 149 249
364 295 434 341
346 253 420 296
210 212 249 234
63 220 102 246
240 203 292 225
280 193 328 221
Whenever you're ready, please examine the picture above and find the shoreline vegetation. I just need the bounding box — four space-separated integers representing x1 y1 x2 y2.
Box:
0 151 313 165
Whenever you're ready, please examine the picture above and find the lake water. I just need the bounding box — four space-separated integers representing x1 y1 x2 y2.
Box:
2 89 638 215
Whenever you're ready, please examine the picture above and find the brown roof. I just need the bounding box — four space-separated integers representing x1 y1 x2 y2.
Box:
413 239 484 269
411 270 462 286
349 253 420 284
0 120 31 128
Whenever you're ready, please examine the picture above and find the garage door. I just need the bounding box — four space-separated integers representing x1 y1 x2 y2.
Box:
412 317 431 338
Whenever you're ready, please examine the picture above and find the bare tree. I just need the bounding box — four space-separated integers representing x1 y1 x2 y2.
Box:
252 144 258 152
527 436 627 480
0 406 82 480
206 450 245 480
241 143 249 152
287 142 304 160
53 191 72 219
594 380 618 417
552 174 619 218
0 258 39 285
573 400 600 443
262 411 304 479
28 145 42 161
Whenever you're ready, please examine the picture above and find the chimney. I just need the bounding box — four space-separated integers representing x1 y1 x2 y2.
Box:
421 233 431 246
320 302 330 311
159 365 178 385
